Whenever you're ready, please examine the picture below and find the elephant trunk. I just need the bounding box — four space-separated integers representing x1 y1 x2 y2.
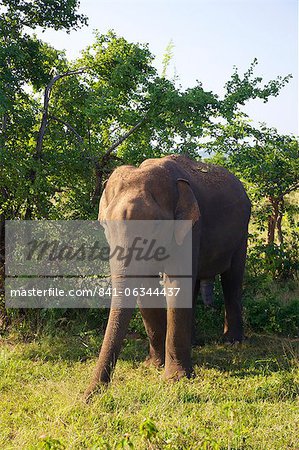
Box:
84 277 136 398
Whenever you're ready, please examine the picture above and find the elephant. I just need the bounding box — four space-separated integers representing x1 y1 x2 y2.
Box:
84 154 251 398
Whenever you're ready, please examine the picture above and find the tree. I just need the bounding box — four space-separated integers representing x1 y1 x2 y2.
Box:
0 0 87 127
0 0 87 31
0 4 88 254
220 58 291 120
0 0 87 306
205 116 299 244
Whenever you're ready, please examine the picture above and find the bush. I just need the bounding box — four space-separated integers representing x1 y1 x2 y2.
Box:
243 270 299 337
247 239 299 282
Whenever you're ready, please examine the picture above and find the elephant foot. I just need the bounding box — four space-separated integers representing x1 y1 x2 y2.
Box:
163 363 193 382
191 335 205 347
143 354 164 368
83 381 108 403
223 334 243 346
223 330 244 345
224 340 242 346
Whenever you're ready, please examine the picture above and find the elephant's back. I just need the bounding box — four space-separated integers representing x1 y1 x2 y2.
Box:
162 154 244 192
159 156 251 268
147 155 250 212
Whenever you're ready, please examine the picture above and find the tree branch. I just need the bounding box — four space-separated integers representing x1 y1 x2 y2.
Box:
48 114 84 143
25 67 88 218
281 182 299 197
35 67 88 160
102 116 147 160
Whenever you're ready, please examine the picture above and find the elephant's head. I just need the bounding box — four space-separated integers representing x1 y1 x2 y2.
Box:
99 163 200 282
99 164 200 244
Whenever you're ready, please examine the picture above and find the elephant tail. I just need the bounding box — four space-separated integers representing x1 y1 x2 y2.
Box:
200 279 214 307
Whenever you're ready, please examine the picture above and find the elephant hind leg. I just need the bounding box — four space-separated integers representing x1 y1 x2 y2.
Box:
221 236 247 343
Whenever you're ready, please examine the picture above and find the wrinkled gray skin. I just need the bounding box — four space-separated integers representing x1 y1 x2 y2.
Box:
84 155 251 398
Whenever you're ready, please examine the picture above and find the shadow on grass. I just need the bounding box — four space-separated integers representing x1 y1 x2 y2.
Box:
1 331 149 364
3 331 298 379
193 334 299 377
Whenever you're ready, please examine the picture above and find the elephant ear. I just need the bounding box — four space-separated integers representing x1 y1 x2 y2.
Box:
174 178 200 245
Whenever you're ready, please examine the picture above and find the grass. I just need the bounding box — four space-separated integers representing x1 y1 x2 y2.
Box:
0 333 298 449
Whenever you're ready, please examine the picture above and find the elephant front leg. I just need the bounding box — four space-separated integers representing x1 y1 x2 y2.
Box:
141 307 167 368
163 276 193 381
139 278 167 368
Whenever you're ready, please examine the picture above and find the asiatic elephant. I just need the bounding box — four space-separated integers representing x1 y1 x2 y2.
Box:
84 155 251 398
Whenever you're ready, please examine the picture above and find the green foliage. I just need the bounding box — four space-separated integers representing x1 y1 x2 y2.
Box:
221 59 292 119
161 39 175 78
139 418 158 441
206 114 299 283
1 26 223 221
195 280 299 340
37 436 65 450
244 295 299 336
1 0 87 31
1 16 292 222
0 0 85 221
208 120 299 200
0 0 84 113
247 239 299 281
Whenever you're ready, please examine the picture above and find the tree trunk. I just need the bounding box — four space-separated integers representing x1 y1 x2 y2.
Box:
24 69 87 219
267 197 278 244
0 214 6 330
91 162 104 207
0 214 5 294
276 198 284 244
267 212 277 245
0 187 8 300
267 197 285 245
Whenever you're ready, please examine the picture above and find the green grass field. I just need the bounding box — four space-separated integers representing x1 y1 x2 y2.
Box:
0 333 298 449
